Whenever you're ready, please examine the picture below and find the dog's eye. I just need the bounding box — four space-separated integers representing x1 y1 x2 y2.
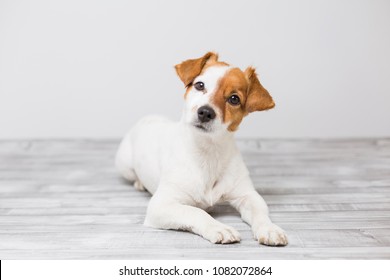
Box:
228 94 240 106
194 81 205 91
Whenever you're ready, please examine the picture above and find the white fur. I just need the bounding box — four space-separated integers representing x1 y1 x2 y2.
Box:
115 66 288 245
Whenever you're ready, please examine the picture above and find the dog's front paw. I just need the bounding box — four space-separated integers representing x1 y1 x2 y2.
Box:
203 224 241 244
255 223 288 246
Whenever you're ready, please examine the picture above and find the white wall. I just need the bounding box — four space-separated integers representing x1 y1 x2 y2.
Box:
1 0 389 139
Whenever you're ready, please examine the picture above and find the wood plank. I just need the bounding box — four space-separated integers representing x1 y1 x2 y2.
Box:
0 138 390 259
1 247 390 260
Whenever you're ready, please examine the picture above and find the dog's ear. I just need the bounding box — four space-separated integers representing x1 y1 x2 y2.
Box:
175 52 218 87
244 67 275 113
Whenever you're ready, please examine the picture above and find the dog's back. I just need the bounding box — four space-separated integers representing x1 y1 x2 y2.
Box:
116 115 176 194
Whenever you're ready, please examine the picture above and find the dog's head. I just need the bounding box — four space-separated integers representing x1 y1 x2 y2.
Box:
175 52 275 133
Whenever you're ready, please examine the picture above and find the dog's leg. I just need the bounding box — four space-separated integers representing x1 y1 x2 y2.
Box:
229 188 288 246
144 195 241 244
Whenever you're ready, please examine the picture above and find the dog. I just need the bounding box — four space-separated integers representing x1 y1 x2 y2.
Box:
116 52 288 246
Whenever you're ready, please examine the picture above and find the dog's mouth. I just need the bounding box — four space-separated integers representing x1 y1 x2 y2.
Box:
193 123 211 132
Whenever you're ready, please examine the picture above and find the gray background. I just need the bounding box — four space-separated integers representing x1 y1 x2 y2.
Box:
1 0 389 139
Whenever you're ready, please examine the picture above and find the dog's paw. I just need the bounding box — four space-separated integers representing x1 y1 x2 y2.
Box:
134 180 146 191
203 224 241 244
255 223 288 246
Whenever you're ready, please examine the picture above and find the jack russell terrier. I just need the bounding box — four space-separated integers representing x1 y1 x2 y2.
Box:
116 52 288 246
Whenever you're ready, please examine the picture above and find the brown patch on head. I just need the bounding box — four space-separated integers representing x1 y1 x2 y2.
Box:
212 67 275 131
175 52 229 95
175 52 219 87
212 68 248 131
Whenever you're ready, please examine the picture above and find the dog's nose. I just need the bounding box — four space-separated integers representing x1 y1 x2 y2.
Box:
197 106 216 123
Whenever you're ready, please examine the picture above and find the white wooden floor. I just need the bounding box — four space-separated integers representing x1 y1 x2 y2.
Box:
0 139 390 259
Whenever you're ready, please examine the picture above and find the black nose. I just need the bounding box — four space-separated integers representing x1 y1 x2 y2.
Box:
197 106 216 123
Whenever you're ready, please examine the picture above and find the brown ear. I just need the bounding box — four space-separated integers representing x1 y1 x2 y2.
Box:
175 52 218 86
244 67 275 113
